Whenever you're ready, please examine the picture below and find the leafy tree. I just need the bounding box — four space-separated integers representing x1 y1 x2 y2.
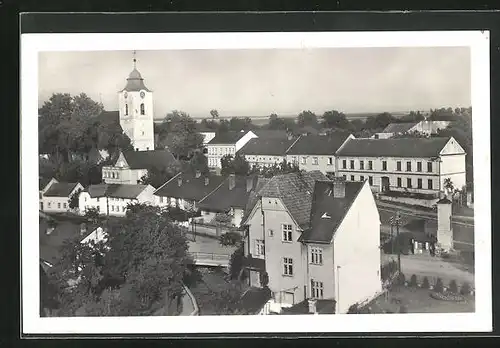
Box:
249 160 300 178
68 188 83 210
188 150 209 174
229 117 254 131
210 109 219 119
219 231 242 247
220 154 250 176
139 163 180 189
460 281 471 295
229 245 244 280
448 279 458 293
400 111 425 123
392 130 428 139
84 207 101 224
297 110 318 128
434 278 444 293
322 110 350 129
422 276 430 289
364 112 397 130
212 283 245 315
199 119 219 130
159 111 204 159
218 119 231 133
443 178 454 196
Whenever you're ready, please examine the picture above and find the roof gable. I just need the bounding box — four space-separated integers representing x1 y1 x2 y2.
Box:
336 137 451 158
439 137 466 155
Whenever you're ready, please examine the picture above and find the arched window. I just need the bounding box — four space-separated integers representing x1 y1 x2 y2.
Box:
140 103 145 115
125 104 128 116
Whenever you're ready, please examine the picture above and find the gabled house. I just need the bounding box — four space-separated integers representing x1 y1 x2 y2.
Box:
373 120 452 139
285 133 354 176
206 130 258 168
335 136 466 206
153 171 225 212
197 174 266 227
78 183 155 217
240 136 299 169
101 148 179 185
39 177 58 210
241 172 382 314
40 181 83 213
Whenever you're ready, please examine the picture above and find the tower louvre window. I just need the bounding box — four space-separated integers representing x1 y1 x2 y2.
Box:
125 104 128 116
140 103 145 115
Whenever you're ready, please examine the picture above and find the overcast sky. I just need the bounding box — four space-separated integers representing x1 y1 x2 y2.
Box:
38 47 471 118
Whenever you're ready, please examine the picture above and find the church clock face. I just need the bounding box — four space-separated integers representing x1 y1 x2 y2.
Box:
140 91 145 99
124 92 128 98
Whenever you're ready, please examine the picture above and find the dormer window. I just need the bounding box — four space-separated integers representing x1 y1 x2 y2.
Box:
321 212 331 219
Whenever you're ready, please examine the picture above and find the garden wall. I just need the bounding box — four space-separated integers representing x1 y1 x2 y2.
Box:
379 195 439 209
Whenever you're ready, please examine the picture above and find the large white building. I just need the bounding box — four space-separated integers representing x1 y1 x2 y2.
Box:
78 183 155 217
118 55 155 151
335 136 466 206
285 133 353 176
40 180 83 213
206 131 258 168
241 173 381 314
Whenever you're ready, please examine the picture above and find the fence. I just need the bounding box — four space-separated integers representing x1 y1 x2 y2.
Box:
187 252 231 263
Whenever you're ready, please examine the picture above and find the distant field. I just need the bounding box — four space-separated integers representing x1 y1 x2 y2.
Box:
154 111 414 125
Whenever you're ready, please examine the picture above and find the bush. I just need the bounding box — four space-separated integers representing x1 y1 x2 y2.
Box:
460 282 471 295
228 245 244 280
434 278 444 293
399 305 408 313
219 231 242 247
347 304 359 314
422 277 430 289
448 280 458 293
409 274 418 287
259 271 269 288
396 273 406 286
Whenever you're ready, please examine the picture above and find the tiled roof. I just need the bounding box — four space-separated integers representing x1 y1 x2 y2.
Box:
286 133 352 156
87 183 149 199
240 178 272 225
336 137 453 158
281 299 336 314
241 287 272 315
121 68 151 92
256 171 328 229
239 137 297 156
43 182 80 197
382 122 418 134
298 180 364 243
197 175 262 212
39 177 54 191
120 149 179 170
153 172 225 202
207 131 248 145
251 129 289 139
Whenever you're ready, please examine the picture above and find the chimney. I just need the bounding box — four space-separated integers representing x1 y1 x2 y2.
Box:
246 176 254 192
308 299 317 314
228 174 236 190
287 133 293 141
177 176 182 187
331 176 346 198
195 170 201 178
204 176 210 186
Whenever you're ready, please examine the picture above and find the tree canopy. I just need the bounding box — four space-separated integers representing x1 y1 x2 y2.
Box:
47 204 191 316
297 110 318 128
322 110 350 129
220 154 250 176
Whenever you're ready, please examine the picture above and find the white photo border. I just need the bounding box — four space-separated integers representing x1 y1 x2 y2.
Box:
21 31 491 334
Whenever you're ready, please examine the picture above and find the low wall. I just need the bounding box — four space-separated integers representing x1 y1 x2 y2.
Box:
379 195 439 209
183 283 199 316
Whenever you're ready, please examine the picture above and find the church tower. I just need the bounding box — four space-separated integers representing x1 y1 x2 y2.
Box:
118 51 155 151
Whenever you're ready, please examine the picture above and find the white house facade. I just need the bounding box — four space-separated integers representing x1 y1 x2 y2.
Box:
335 137 466 201
41 182 83 213
206 131 258 168
285 133 354 176
78 183 155 217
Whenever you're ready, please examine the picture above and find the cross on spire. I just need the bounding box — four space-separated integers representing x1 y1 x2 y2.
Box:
133 50 137 69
